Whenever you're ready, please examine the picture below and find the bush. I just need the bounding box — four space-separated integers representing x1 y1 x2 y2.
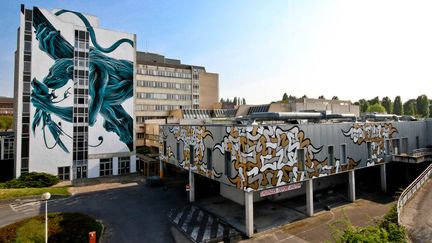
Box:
0 172 59 189
331 205 407 243
0 212 102 243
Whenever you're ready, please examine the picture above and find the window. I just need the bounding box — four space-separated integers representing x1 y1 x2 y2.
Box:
392 139 400 155
328 145 334 166
416 136 420 149
163 141 167 156
340 144 347 164
177 142 181 161
58 166 70 180
189 145 194 166
401 138 408 154
225 151 232 176
385 140 390 155
367 142 372 159
100 158 113 176
118 157 130 174
206 148 213 170
297 148 305 171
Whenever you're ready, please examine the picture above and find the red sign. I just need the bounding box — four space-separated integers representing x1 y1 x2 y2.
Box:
185 184 190 191
89 231 96 243
260 183 302 197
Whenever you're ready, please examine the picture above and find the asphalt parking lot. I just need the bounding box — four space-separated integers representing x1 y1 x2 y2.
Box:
0 174 189 243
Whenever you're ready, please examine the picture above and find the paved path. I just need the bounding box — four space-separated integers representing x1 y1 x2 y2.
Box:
242 197 394 243
401 179 432 243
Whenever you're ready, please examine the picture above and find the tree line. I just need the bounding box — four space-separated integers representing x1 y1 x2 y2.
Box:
220 97 246 105
280 93 431 118
355 95 430 118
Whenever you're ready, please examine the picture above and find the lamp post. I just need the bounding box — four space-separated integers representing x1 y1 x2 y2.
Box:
41 192 51 243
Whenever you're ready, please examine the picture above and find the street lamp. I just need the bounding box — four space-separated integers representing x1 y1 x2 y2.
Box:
41 192 51 243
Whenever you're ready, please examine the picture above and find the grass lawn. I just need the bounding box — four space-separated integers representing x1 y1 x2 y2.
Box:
0 187 70 200
0 212 102 243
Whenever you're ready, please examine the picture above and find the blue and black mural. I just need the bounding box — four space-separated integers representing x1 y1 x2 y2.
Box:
30 8 134 152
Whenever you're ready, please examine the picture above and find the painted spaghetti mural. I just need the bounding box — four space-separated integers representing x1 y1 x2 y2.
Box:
30 8 134 152
342 123 398 165
168 126 220 178
214 126 359 191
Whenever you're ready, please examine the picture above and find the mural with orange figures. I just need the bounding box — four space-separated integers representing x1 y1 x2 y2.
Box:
169 126 221 178
342 123 398 165
213 126 358 191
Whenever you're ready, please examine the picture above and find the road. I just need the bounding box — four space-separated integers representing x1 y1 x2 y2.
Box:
0 179 187 243
400 178 432 243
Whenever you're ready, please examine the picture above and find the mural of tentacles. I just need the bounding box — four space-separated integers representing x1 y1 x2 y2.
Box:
30 8 134 152
342 123 398 165
214 126 358 191
168 126 221 178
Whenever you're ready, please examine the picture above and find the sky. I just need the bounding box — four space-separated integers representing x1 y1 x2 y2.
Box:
1 0 432 104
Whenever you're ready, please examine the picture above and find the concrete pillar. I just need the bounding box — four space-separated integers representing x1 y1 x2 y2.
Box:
245 191 254 237
380 163 387 193
189 169 195 202
159 159 164 178
306 179 314 216
348 170 356 202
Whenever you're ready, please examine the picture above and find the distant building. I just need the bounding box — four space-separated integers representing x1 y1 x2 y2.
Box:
0 97 14 116
267 98 360 117
14 5 136 180
0 131 14 181
135 52 219 147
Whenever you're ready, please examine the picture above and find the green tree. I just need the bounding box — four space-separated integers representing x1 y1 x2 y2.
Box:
0 116 13 131
381 96 392 114
288 95 297 100
242 98 246 105
332 96 339 100
369 96 380 105
416 95 429 118
358 99 369 113
301 94 308 98
429 100 432 118
318 95 325 99
233 97 238 105
393 96 403 115
367 103 386 113
403 99 417 116
220 98 224 103
282 93 288 101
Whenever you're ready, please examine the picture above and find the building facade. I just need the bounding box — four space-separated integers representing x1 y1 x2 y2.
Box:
0 132 14 181
136 52 219 147
160 119 429 195
0 97 14 116
14 5 136 180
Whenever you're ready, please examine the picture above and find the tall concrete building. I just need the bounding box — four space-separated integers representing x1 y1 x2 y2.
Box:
14 5 136 179
135 52 219 146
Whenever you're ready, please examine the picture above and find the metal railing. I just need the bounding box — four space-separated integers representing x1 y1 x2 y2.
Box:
397 163 432 224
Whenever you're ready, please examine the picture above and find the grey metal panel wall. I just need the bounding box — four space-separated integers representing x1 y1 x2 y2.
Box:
160 120 431 192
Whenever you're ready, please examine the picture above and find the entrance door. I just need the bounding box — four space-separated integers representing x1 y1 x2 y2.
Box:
76 166 87 179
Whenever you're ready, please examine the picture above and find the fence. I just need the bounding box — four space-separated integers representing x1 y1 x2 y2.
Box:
397 163 432 224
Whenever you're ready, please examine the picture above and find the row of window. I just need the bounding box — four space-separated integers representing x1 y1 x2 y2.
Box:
137 80 191 90
137 92 192 101
57 157 131 180
163 136 419 177
136 104 182 111
137 68 192 79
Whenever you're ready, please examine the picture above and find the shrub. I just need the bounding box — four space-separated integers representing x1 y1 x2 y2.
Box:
15 219 44 243
0 213 102 243
331 205 407 243
0 172 59 188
